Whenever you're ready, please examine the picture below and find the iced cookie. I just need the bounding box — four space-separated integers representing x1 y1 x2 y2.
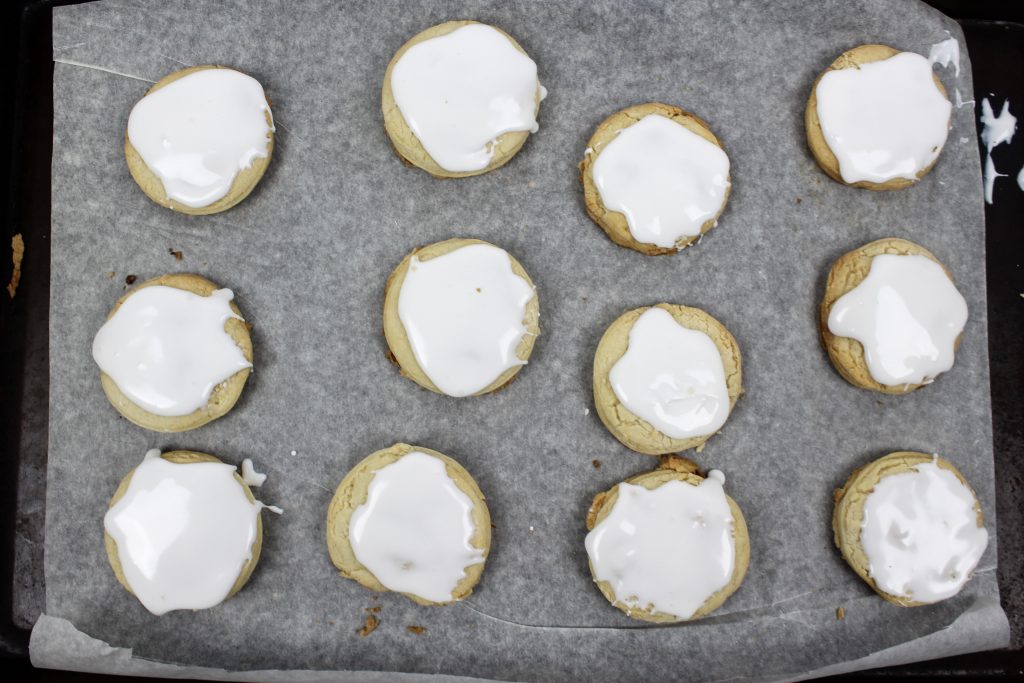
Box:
805 45 951 190
579 103 731 255
383 238 539 397
92 273 253 432
326 443 491 605
593 304 741 455
382 20 545 178
819 238 967 394
104 449 274 615
584 456 749 623
833 452 988 606
126 65 275 214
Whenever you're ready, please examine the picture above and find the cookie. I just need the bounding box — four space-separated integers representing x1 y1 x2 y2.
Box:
805 45 951 190
104 449 266 614
819 238 967 394
579 102 731 255
92 273 254 432
383 238 540 397
126 65 274 214
584 456 750 622
832 452 988 606
326 443 491 605
593 304 742 455
382 20 545 178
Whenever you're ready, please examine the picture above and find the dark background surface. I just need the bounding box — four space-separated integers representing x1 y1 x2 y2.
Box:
0 0 1021 679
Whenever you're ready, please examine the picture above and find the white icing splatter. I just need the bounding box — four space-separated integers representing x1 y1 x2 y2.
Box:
980 98 1017 204
928 34 960 77
240 458 267 487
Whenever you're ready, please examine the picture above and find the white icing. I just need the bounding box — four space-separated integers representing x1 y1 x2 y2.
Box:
92 285 252 417
240 458 266 487
1018 164 1024 192
980 98 1017 204
585 472 735 620
127 68 273 208
928 35 960 77
397 243 535 397
103 451 263 615
348 451 485 603
390 24 543 173
815 52 951 184
592 114 730 249
609 307 730 439
828 254 967 386
860 460 988 603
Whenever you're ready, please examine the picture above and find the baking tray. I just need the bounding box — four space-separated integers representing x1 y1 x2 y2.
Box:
1 0 1022 679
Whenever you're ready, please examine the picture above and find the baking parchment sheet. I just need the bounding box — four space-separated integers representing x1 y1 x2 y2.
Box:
36 0 1009 680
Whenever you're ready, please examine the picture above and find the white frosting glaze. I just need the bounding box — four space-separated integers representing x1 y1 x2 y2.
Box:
92 285 252 417
390 23 542 172
860 460 988 603
240 458 266 487
348 451 485 603
592 114 730 249
104 450 264 615
585 470 735 620
828 254 967 387
127 68 273 208
815 52 951 184
397 243 535 397
980 97 1017 204
928 35 960 77
609 307 730 439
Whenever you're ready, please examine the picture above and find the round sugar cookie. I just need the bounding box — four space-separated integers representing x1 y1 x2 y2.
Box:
93 273 254 432
326 443 491 605
125 65 275 214
382 20 545 178
584 456 750 622
593 303 742 455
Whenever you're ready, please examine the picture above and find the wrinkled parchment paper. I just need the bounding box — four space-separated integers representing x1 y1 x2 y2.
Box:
36 0 1008 680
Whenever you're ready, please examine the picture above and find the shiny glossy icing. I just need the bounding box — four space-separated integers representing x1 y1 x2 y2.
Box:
593 114 730 249
397 243 535 397
585 471 734 620
860 460 988 603
92 285 252 416
609 307 730 439
827 254 967 386
815 52 951 184
103 449 263 615
390 23 543 172
127 68 273 208
928 35 960 77
348 451 485 603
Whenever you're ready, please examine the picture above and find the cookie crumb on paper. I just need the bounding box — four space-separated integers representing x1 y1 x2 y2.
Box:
357 614 378 637
7 234 24 299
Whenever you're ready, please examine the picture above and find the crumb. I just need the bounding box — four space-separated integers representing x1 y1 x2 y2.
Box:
796 197 802 204
582 296 588 302
7 234 24 299
366 606 381 614
584 408 590 416
529 526 535 532
244 322 254 332
290 450 297 456
836 606 845 620
328 620 335 626
105 271 115 279
695 442 706 454
475 287 481 293
407 625 427 635
490 523 496 529
875 400 884 406
168 248 183 261
592 459 601 469
124 274 137 286
357 614 378 637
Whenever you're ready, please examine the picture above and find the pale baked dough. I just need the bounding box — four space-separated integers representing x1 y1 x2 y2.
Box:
804 44 949 191
579 102 731 255
97 273 253 432
125 65 274 215
832 451 984 607
585 455 750 622
819 237 961 394
593 303 742 455
382 237 540 396
325 442 491 606
104 450 263 606
381 20 543 178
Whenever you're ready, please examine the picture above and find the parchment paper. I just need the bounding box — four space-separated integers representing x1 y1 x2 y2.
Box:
36 0 1009 680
